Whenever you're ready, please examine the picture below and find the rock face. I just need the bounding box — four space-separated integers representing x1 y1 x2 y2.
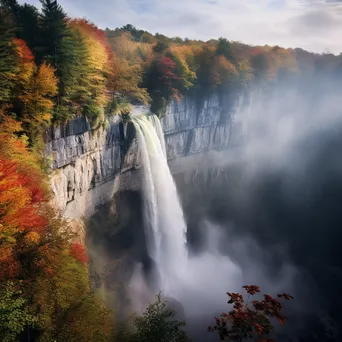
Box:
47 93 246 220
46 116 141 219
162 93 244 161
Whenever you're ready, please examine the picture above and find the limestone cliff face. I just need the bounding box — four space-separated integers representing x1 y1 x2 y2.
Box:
47 93 246 220
162 93 244 161
46 116 140 219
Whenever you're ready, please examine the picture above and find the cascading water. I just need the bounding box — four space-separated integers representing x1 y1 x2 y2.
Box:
131 114 250 322
132 115 188 293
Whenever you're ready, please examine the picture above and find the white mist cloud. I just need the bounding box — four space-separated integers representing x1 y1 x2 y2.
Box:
19 0 342 53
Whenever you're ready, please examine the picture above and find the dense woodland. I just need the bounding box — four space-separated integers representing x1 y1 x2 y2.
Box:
0 0 339 341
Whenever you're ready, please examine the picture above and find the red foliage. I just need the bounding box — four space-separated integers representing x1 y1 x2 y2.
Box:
69 242 88 264
0 159 47 232
13 38 34 62
157 56 181 82
208 285 294 341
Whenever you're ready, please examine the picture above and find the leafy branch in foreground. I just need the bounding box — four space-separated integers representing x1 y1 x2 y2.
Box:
208 285 293 341
127 293 189 342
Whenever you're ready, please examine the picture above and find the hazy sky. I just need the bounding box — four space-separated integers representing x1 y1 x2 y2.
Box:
19 0 342 54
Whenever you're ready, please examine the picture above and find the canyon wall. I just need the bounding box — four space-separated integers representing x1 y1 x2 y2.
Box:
46 115 141 220
46 93 246 221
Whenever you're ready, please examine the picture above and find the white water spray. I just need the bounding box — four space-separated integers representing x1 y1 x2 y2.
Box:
132 115 188 293
131 114 293 322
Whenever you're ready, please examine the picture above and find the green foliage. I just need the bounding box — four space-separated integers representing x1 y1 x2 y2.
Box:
153 40 169 54
1 0 41 57
216 37 234 62
107 96 132 116
0 281 37 342
128 293 189 342
40 0 90 119
0 8 17 103
82 99 104 129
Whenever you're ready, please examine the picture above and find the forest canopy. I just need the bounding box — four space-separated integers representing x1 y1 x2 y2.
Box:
1 0 341 137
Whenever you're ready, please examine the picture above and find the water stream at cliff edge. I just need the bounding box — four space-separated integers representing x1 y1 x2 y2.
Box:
132 115 188 294
131 115 244 316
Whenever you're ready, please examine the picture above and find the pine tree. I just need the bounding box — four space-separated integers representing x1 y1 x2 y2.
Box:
1 0 42 61
0 8 17 104
39 0 91 121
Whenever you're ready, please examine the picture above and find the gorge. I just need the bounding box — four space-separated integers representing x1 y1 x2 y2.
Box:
2 1 342 340
46 84 342 341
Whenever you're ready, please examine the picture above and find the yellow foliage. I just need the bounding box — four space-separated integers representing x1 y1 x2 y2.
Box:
216 55 239 85
70 20 110 108
25 231 41 245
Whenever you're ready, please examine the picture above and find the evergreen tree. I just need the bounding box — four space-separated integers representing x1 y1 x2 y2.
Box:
18 4 41 59
1 0 42 61
39 0 92 121
216 37 235 62
0 7 17 104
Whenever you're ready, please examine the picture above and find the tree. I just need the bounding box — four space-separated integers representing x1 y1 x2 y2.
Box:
108 54 150 107
128 293 189 342
153 40 169 54
0 281 37 342
1 0 42 58
69 19 110 123
0 7 17 103
145 56 182 114
208 285 294 341
216 37 234 62
194 46 221 95
40 0 90 121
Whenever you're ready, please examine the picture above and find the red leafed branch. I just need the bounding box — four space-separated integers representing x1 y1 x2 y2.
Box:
208 285 293 341
69 242 89 264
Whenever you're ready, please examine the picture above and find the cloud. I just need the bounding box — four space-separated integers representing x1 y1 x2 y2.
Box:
18 0 342 53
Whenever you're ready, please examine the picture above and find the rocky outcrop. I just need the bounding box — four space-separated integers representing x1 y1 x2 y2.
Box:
47 93 246 219
46 116 140 219
162 93 245 160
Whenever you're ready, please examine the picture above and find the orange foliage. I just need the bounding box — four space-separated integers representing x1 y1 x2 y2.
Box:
70 18 111 55
12 38 35 85
0 112 48 281
13 38 34 63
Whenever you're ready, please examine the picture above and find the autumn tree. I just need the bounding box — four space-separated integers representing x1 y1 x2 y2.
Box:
145 56 182 115
108 54 150 111
0 112 114 341
208 285 294 341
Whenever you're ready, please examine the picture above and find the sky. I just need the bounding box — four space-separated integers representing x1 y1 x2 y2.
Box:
19 0 342 54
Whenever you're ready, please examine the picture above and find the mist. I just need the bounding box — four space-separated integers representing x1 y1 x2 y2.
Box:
167 72 342 341
126 70 342 341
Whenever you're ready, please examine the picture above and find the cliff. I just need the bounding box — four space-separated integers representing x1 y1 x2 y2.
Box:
47 93 246 220
162 93 244 160
46 115 141 219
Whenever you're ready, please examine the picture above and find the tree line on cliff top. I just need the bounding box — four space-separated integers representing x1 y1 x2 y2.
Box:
1 0 342 140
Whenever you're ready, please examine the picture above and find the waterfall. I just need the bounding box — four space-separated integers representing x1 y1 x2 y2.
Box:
132 115 188 293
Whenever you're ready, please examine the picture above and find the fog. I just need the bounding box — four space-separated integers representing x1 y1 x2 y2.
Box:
180 75 342 340
126 72 342 341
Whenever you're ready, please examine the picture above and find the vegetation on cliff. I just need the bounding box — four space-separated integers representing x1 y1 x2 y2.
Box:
0 112 114 341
